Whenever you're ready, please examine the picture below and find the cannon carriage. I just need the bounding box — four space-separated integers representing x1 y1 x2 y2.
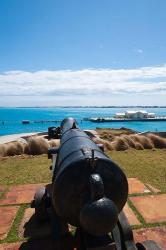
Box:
32 118 161 250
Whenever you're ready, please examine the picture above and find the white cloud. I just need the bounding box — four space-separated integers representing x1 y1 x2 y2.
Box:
1 65 166 95
134 49 143 54
0 65 166 106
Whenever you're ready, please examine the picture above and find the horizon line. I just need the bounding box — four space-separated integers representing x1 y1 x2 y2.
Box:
0 105 166 108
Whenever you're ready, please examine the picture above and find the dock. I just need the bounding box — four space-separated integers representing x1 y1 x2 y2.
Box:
21 120 61 124
84 117 166 123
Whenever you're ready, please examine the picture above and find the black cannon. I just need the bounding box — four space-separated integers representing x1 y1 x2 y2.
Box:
32 118 161 250
48 126 60 139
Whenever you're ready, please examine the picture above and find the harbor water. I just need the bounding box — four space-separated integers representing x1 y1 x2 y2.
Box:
0 107 166 136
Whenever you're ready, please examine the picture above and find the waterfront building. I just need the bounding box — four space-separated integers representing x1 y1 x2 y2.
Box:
115 110 155 119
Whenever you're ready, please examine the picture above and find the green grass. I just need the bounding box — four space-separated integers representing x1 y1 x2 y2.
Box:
0 149 166 192
108 149 166 192
0 155 51 185
0 204 28 244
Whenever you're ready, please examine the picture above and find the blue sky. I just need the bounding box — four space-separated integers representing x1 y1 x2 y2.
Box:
0 0 166 106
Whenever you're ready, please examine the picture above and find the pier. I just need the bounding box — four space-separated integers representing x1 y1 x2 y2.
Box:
21 120 61 124
84 117 166 123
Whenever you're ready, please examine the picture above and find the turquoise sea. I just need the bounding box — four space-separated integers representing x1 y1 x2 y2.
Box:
0 107 166 136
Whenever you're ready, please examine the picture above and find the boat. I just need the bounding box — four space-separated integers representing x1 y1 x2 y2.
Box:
22 120 30 124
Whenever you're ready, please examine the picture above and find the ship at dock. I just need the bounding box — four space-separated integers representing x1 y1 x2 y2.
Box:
84 110 166 123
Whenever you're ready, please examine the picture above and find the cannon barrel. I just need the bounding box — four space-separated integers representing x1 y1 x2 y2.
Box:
51 118 128 236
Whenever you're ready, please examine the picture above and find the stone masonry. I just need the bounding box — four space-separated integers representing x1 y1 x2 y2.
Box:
0 178 165 249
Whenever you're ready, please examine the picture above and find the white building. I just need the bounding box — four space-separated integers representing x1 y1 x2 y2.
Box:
147 112 155 118
125 110 148 119
114 112 125 118
115 110 155 119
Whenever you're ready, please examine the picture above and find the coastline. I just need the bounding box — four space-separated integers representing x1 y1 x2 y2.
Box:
0 132 41 144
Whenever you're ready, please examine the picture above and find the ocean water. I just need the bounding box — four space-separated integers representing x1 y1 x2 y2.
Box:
0 107 166 136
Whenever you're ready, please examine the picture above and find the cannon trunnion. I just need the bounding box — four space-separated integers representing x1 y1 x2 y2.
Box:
32 118 162 250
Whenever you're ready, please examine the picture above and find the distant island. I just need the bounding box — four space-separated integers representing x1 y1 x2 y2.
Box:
0 106 166 108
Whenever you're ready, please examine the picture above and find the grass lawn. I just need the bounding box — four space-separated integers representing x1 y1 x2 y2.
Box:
108 149 166 192
0 149 165 192
0 155 52 185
